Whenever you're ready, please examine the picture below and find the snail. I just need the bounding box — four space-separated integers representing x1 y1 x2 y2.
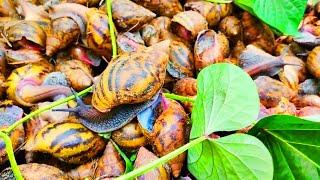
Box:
194 29 230 71
70 46 102 67
94 141 126 178
112 0 156 31
0 74 6 99
298 79 320 95
111 121 147 151
5 48 48 67
0 163 71 180
56 59 93 91
68 160 97 179
6 64 74 107
297 106 320 117
219 16 243 44
66 0 100 7
242 12 275 53
24 122 106 164
57 40 170 133
184 1 233 27
151 98 189 177
0 105 25 165
134 147 170 180
307 46 320 79
173 77 197 112
171 11 208 41
132 0 182 17
255 76 297 108
267 97 297 115
117 32 145 53
0 0 18 17
0 50 6 75
292 95 320 108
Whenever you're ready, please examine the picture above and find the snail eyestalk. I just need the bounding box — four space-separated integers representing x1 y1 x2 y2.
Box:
0 132 23 180
106 0 117 57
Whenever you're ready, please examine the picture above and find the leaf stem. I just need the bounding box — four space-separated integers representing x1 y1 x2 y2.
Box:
4 86 93 134
0 132 23 180
163 93 195 103
106 0 117 58
116 136 207 180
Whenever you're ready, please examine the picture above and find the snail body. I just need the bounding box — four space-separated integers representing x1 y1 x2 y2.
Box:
307 46 320 79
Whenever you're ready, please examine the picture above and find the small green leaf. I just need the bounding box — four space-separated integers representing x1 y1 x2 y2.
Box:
205 0 233 3
111 141 134 173
252 0 308 36
191 63 259 138
188 134 273 179
248 115 320 179
98 132 111 140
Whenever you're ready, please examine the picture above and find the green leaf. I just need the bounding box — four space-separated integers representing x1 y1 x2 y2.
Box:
234 0 255 14
248 115 320 179
188 134 273 179
252 0 308 36
190 63 259 138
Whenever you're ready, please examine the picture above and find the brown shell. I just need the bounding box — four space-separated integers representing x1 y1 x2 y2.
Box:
112 0 156 31
278 55 306 90
111 121 147 151
231 40 246 60
292 95 320 108
92 40 170 113
0 105 25 165
0 0 18 17
5 20 46 47
306 46 320 79
298 79 319 95
56 59 93 91
297 106 320 117
7 163 70 180
132 0 182 17
0 74 5 99
5 48 47 66
68 160 97 179
194 30 230 71
141 24 160 46
86 8 112 58
66 0 100 7
0 50 6 75
46 17 81 56
268 97 296 115
171 10 208 41
134 147 170 180
167 40 195 78
255 76 297 108
94 141 125 178
219 16 243 43
242 12 275 53
151 99 189 177
173 77 197 97
117 32 145 53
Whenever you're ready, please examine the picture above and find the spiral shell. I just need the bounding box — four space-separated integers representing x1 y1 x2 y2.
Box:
5 49 47 67
219 16 243 43
307 46 320 79
92 40 170 113
268 97 296 115
111 121 147 151
0 0 18 17
298 79 320 95
117 32 145 53
66 0 100 6
194 30 230 71
151 99 189 177
134 147 170 180
255 76 297 108
25 122 106 164
46 17 81 56
171 11 208 41
132 0 182 17
56 59 93 91
5 20 46 47
112 0 156 31
6 64 51 106
68 160 97 179
86 8 112 58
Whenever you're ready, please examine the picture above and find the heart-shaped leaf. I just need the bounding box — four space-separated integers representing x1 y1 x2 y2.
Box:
188 134 273 179
190 63 259 138
248 115 320 179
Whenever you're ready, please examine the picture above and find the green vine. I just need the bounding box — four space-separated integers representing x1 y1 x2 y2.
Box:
106 0 117 58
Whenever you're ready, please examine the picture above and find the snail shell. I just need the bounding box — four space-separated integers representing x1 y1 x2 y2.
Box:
5 48 47 67
307 46 320 79
66 0 100 7
56 59 93 91
46 17 81 56
151 99 189 178
5 20 46 47
111 121 147 151
117 32 145 53
86 8 112 58
171 10 208 41
0 74 5 99
268 97 296 115
0 163 71 180
134 147 170 180
132 0 182 17
297 106 320 117
255 76 297 108
219 16 243 43
68 160 97 179
112 0 156 31
298 79 320 95
194 29 230 71
0 0 18 17
92 40 170 113
24 122 106 164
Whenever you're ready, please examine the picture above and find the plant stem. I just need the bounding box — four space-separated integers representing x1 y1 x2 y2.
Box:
0 132 23 180
106 0 117 58
163 93 195 103
4 86 93 134
116 136 207 180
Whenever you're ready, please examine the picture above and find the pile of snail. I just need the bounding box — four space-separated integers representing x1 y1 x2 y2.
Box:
0 0 319 179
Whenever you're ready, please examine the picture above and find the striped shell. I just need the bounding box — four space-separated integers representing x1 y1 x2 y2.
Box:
24 122 106 164
86 8 112 58
92 40 170 113
132 0 182 17
307 46 320 79
5 49 47 67
6 64 51 106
